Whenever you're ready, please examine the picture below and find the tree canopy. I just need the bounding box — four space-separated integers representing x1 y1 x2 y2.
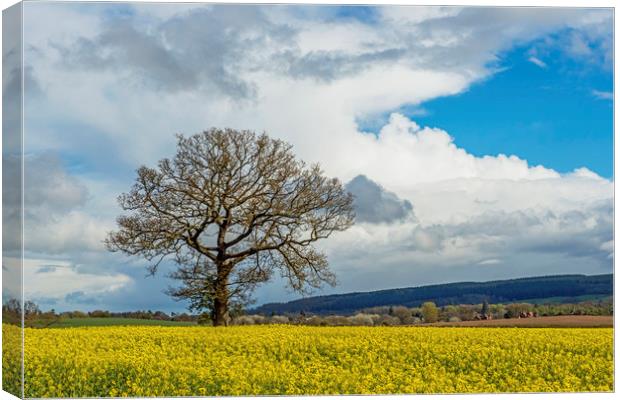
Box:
106 129 355 325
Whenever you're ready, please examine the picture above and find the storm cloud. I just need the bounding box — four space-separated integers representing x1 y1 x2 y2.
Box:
346 175 414 224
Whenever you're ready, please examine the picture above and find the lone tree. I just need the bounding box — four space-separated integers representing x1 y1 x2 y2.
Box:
106 129 355 326
481 299 489 317
421 301 439 323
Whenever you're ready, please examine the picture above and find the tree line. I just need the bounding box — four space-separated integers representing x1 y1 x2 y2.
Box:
3 297 611 328
252 274 613 315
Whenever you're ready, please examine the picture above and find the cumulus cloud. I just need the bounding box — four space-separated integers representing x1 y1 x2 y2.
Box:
24 153 89 214
4 152 94 255
55 5 295 99
345 175 414 224
354 113 561 190
21 5 613 174
14 4 613 309
314 197 612 295
308 112 612 296
10 153 113 255
325 198 612 260
38 5 612 100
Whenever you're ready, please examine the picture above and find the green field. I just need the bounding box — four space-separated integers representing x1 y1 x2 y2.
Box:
43 317 196 328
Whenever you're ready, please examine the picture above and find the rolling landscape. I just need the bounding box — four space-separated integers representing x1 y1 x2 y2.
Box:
2 2 614 398
253 273 613 315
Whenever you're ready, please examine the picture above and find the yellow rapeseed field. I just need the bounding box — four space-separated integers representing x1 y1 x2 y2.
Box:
2 323 613 397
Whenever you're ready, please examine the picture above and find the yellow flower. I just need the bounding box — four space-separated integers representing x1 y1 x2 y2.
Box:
1 323 612 397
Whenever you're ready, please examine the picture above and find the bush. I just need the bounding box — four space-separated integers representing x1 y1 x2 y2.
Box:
324 315 349 326
347 313 374 326
171 313 193 322
269 315 289 324
233 315 255 325
377 315 400 326
250 315 267 325
197 313 213 325
410 307 423 319
391 306 412 323
440 305 459 321
457 305 477 321
63 311 87 318
305 316 326 326
89 310 110 318
361 306 391 315
490 304 505 319
421 302 439 323
400 316 419 325
505 303 534 318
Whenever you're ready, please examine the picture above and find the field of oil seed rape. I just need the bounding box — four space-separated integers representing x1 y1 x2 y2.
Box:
2 323 613 397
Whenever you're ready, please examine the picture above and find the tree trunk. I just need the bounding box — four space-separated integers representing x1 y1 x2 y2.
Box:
212 265 230 327
212 296 228 326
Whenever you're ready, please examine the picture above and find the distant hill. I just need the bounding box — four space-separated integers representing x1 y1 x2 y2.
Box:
252 274 613 315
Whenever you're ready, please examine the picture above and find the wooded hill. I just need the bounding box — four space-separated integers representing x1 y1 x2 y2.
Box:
252 274 612 315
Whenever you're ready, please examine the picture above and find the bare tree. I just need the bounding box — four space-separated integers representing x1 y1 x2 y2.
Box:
106 129 355 326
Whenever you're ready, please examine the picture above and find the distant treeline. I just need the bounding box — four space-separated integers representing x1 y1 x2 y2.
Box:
1 299 200 328
252 274 613 315
3 297 612 328
233 299 613 326
2 274 612 328
63 310 197 322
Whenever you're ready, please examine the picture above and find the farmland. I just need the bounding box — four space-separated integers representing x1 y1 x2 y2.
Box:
44 317 196 328
3 323 613 397
429 315 613 328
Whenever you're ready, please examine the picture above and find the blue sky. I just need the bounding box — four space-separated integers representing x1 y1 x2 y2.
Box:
8 4 613 313
360 33 613 178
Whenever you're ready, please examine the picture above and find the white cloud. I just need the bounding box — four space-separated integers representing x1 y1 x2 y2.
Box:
310 197 611 296
528 56 547 68
600 240 614 259
478 259 502 266
354 113 560 189
14 4 613 308
15 154 113 255
26 211 113 255
21 5 613 174
378 5 461 25
4 257 132 304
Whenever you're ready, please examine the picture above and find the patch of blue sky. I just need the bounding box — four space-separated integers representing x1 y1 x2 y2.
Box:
285 4 380 24
55 1 136 21
24 118 136 181
357 30 613 178
331 5 381 24
101 3 136 21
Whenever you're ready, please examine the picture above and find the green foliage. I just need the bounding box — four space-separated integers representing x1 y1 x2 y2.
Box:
47 317 196 328
89 310 111 318
481 300 489 316
421 302 439 323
